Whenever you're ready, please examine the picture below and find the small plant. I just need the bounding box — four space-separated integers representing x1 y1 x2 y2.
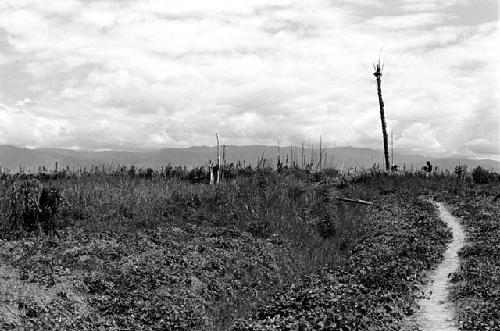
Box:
454 164 467 184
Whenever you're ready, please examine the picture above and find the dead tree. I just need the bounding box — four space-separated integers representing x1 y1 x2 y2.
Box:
373 58 390 171
277 139 282 171
216 134 221 184
391 130 394 168
319 135 322 171
222 144 226 181
209 161 214 185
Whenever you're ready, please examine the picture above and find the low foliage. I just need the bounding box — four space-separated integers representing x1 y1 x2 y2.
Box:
443 185 500 331
232 195 451 330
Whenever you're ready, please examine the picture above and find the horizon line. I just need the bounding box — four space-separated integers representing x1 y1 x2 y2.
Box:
0 144 499 162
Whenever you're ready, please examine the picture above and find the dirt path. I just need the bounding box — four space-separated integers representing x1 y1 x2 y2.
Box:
415 202 465 331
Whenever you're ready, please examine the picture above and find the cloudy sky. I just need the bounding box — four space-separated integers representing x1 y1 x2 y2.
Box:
0 0 498 159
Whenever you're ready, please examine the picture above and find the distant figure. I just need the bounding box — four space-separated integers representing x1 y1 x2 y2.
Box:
423 161 433 173
391 164 398 171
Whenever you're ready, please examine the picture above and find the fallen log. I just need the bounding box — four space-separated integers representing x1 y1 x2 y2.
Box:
336 197 373 205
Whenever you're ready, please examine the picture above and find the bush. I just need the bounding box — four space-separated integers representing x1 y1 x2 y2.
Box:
472 166 490 184
0 180 66 238
5 180 41 234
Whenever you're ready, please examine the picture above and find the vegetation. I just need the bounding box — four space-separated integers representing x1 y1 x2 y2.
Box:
442 183 500 331
233 195 451 330
0 166 498 330
471 165 495 184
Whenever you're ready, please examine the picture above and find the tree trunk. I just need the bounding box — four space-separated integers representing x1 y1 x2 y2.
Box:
216 134 221 184
374 66 390 171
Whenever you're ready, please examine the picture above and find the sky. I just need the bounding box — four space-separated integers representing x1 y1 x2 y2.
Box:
0 0 498 160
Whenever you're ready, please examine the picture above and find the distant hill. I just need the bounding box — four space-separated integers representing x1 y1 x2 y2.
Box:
0 145 498 172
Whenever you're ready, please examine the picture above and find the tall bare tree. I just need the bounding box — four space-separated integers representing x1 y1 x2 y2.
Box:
373 58 390 171
216 133 221 184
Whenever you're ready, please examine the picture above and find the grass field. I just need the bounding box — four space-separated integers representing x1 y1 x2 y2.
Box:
0 167 498 330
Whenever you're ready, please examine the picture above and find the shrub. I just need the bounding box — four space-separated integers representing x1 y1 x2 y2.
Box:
472 166 490 184
454 165 467 179
1 180 65 238
10 180 41 233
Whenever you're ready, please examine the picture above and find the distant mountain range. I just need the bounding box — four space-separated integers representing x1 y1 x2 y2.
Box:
0 145 498 172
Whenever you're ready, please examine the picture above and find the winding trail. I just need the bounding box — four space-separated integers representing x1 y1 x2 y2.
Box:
416 202 465 331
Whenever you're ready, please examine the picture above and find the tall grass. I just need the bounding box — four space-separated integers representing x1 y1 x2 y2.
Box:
1 171 369 271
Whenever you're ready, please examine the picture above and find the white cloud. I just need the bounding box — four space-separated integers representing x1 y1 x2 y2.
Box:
15 98 32 107
365 13 453 30
0 0 497 159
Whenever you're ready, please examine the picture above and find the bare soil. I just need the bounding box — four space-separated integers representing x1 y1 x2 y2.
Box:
0 239 90 328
